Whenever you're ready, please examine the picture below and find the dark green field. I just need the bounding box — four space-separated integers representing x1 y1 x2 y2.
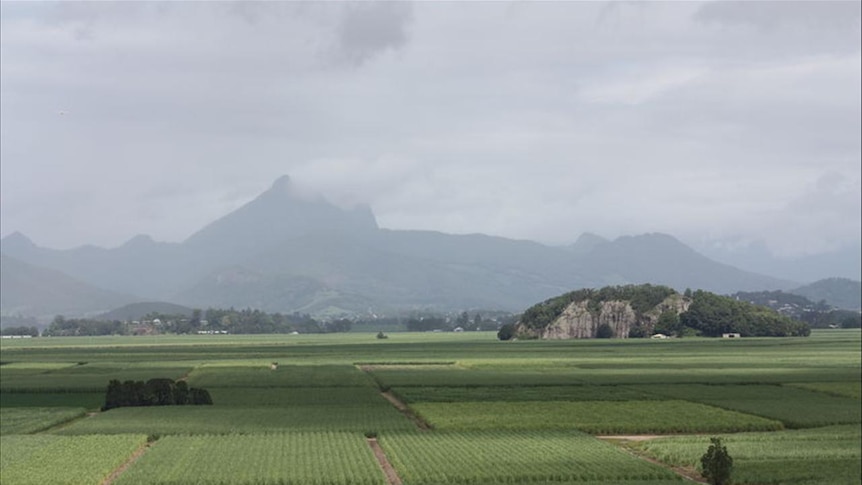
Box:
1 330 859 484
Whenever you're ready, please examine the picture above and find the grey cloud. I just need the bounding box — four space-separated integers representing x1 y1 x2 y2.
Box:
335 2 413 67
0 1 859 260
696 0 861 31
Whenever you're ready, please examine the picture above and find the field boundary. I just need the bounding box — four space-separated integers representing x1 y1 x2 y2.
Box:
101 439 153 485
367 438 402 485
380 391 432 430
599 436 707 484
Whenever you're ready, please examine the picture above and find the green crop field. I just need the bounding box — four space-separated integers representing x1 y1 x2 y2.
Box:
632 383 862 428
634 424 862 485
187 364 376 388
410 400 783 434
115 432 387 485
787 381 862 399
392 385 659 403
379 430 683 484
57 403 414 435
0 329 859 484
0 407 88 435
0 434 147 485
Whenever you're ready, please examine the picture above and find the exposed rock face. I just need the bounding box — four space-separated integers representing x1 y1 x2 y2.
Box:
520 294 691 339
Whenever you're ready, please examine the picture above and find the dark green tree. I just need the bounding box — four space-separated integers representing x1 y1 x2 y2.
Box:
190 388 213 405
103 379 123 411
701 437 733 485
497 323 516 341
595 323 614 338
654 311 681 336
173 380 190 405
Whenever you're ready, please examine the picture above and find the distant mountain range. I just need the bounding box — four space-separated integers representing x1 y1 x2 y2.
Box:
4 175 854 320
0 254 132 318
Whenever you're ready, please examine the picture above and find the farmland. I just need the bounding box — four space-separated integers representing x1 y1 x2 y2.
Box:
0 329 859 484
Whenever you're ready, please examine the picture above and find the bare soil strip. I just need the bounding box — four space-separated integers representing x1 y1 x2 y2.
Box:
380 391 432 431
367 438 403 485
598 436 707 484
101 440 152 485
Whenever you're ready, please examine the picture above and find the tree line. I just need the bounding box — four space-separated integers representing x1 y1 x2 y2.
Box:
103 378 212 411
41 308 353 337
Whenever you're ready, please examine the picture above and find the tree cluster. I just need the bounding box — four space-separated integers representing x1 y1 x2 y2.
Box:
44 316 126 337
732 290 860 328
103 378 212 411
680 290 809 337
517 284 811 338
519 284 677 331
43 307 355 336
0 325 39 337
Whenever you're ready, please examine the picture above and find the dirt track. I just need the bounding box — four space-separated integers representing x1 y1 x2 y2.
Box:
597 435 708 484
367 438 402 485
101 441 152 485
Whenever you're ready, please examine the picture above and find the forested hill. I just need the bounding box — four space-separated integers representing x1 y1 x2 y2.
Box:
790 278 861 311
515 284 810 339
731 289 861 329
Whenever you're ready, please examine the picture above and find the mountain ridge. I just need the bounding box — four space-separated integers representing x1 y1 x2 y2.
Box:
1 176 814 317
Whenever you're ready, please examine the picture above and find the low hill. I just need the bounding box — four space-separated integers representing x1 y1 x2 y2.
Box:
789 278 861 311
732 289 861 329
515 284 809 339
98 302 195 322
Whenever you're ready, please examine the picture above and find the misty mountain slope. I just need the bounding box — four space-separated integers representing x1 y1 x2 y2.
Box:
0 254 135 318
239 231 573 311
0 176 812 316
577 233 795 294
790 278 862 310
0 232 190 300
173 266 370 315
183 175 378 263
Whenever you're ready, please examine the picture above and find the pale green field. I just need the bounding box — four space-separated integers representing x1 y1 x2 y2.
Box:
0 329 859 484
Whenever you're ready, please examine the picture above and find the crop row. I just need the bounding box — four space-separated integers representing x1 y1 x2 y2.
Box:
634 424 861 485
0 407 87 435
787 381 862 399
57 403 415 436
630 384 862 428
0 392 103 409
368 364 861 389
392 385 658 403
0 365 192 392
0 434 147 485
379 430 681 484
209 386 387 407
410 400 783 434
116 432 386 485
187 364 376 388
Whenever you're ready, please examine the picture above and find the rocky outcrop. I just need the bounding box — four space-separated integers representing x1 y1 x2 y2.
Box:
519 294 690 339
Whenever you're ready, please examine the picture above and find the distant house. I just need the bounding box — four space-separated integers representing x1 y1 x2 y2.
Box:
722 333 741 338
651 333 668 339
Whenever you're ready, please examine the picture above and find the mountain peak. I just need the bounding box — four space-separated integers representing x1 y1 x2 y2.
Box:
270 175 293 193
569 232 608 255
1 231 36 250
121 234 155 248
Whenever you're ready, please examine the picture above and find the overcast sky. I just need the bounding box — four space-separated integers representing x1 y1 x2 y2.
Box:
1 1 860 260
